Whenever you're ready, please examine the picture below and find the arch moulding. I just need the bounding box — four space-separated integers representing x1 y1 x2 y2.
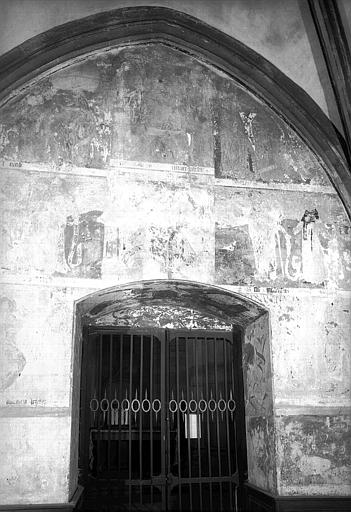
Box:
0 6 350 217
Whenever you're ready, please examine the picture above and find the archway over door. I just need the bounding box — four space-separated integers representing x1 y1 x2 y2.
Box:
72 279 274 510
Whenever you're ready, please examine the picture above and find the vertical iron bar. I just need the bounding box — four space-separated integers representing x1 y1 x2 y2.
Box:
139 334 143 505
129 334 134 509
161 331 167 510
108 335 112 470
118 335 123 475
108 335 113 484
231 356 239 477
185 336 192 511
176 335 182 510
194 337 203 510
166 330 171 511
150 334 154 505
214 336 223 511
223 337 233 511
97 334 103 478
205 338 212 509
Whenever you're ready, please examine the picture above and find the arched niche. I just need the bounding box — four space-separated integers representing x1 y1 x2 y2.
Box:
72 279 275 498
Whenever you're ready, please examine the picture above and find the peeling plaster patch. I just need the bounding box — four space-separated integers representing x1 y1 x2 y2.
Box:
243 291 351 406
246 415 276 492
215 224 256 285
0 416 71 505
244 313 273 416
243 314 276 493
0 297 26 391
277 415 351 494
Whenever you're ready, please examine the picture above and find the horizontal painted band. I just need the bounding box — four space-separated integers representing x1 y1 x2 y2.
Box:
0 407 70 418
0 159 337 194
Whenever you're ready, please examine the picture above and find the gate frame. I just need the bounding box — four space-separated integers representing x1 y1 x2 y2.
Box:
72 279 274 509
78 326 248 511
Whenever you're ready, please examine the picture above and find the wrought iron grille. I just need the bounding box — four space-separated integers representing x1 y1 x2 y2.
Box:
80 329 240 511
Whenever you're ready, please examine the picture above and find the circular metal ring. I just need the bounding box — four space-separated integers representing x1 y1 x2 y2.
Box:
131 398 140 413
111 398 119 411
189 399 197 413
208 398 217 412
152 399 161 413
227 399 236 412
218 398 227 413
198 399 207 413
90 398 99 413
169 399 178 413
121 398 130 411
100 398 110 412
142 398 151 413
179 399 188 413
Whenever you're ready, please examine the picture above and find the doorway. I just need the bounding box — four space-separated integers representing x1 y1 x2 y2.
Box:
79 327 246 511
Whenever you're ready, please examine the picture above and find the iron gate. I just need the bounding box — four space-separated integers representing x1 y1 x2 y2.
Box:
80 328 241 511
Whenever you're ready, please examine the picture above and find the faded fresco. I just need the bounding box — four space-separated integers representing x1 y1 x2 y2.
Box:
0 44 326 185
1 169 350 290
93 304 231 330
215 188 351 289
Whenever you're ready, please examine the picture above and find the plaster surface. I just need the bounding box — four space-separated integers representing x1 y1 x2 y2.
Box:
0 42 350 503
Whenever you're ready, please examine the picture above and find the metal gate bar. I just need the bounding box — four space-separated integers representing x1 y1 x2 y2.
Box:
194 338 203 510
98 334 102 479
128 334 133 508
107 335 113 474
176 335 182 509
150 334 154 505
224 337 233 511
139 335 143 505
118 335 123 475
213 336 223 510
185 337 192 510
204 337 213 510
160 331 167 509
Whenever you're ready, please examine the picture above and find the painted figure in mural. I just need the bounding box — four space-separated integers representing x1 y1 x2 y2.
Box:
301 209 319 241
64 210 104 278
274 208 325 284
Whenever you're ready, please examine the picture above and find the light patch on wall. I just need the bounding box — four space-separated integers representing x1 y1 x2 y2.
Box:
0 297 26 392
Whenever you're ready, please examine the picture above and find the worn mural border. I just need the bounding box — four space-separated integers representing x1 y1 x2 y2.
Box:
0 6 350 217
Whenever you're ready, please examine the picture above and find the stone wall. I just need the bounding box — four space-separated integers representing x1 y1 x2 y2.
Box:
0 43 350 504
